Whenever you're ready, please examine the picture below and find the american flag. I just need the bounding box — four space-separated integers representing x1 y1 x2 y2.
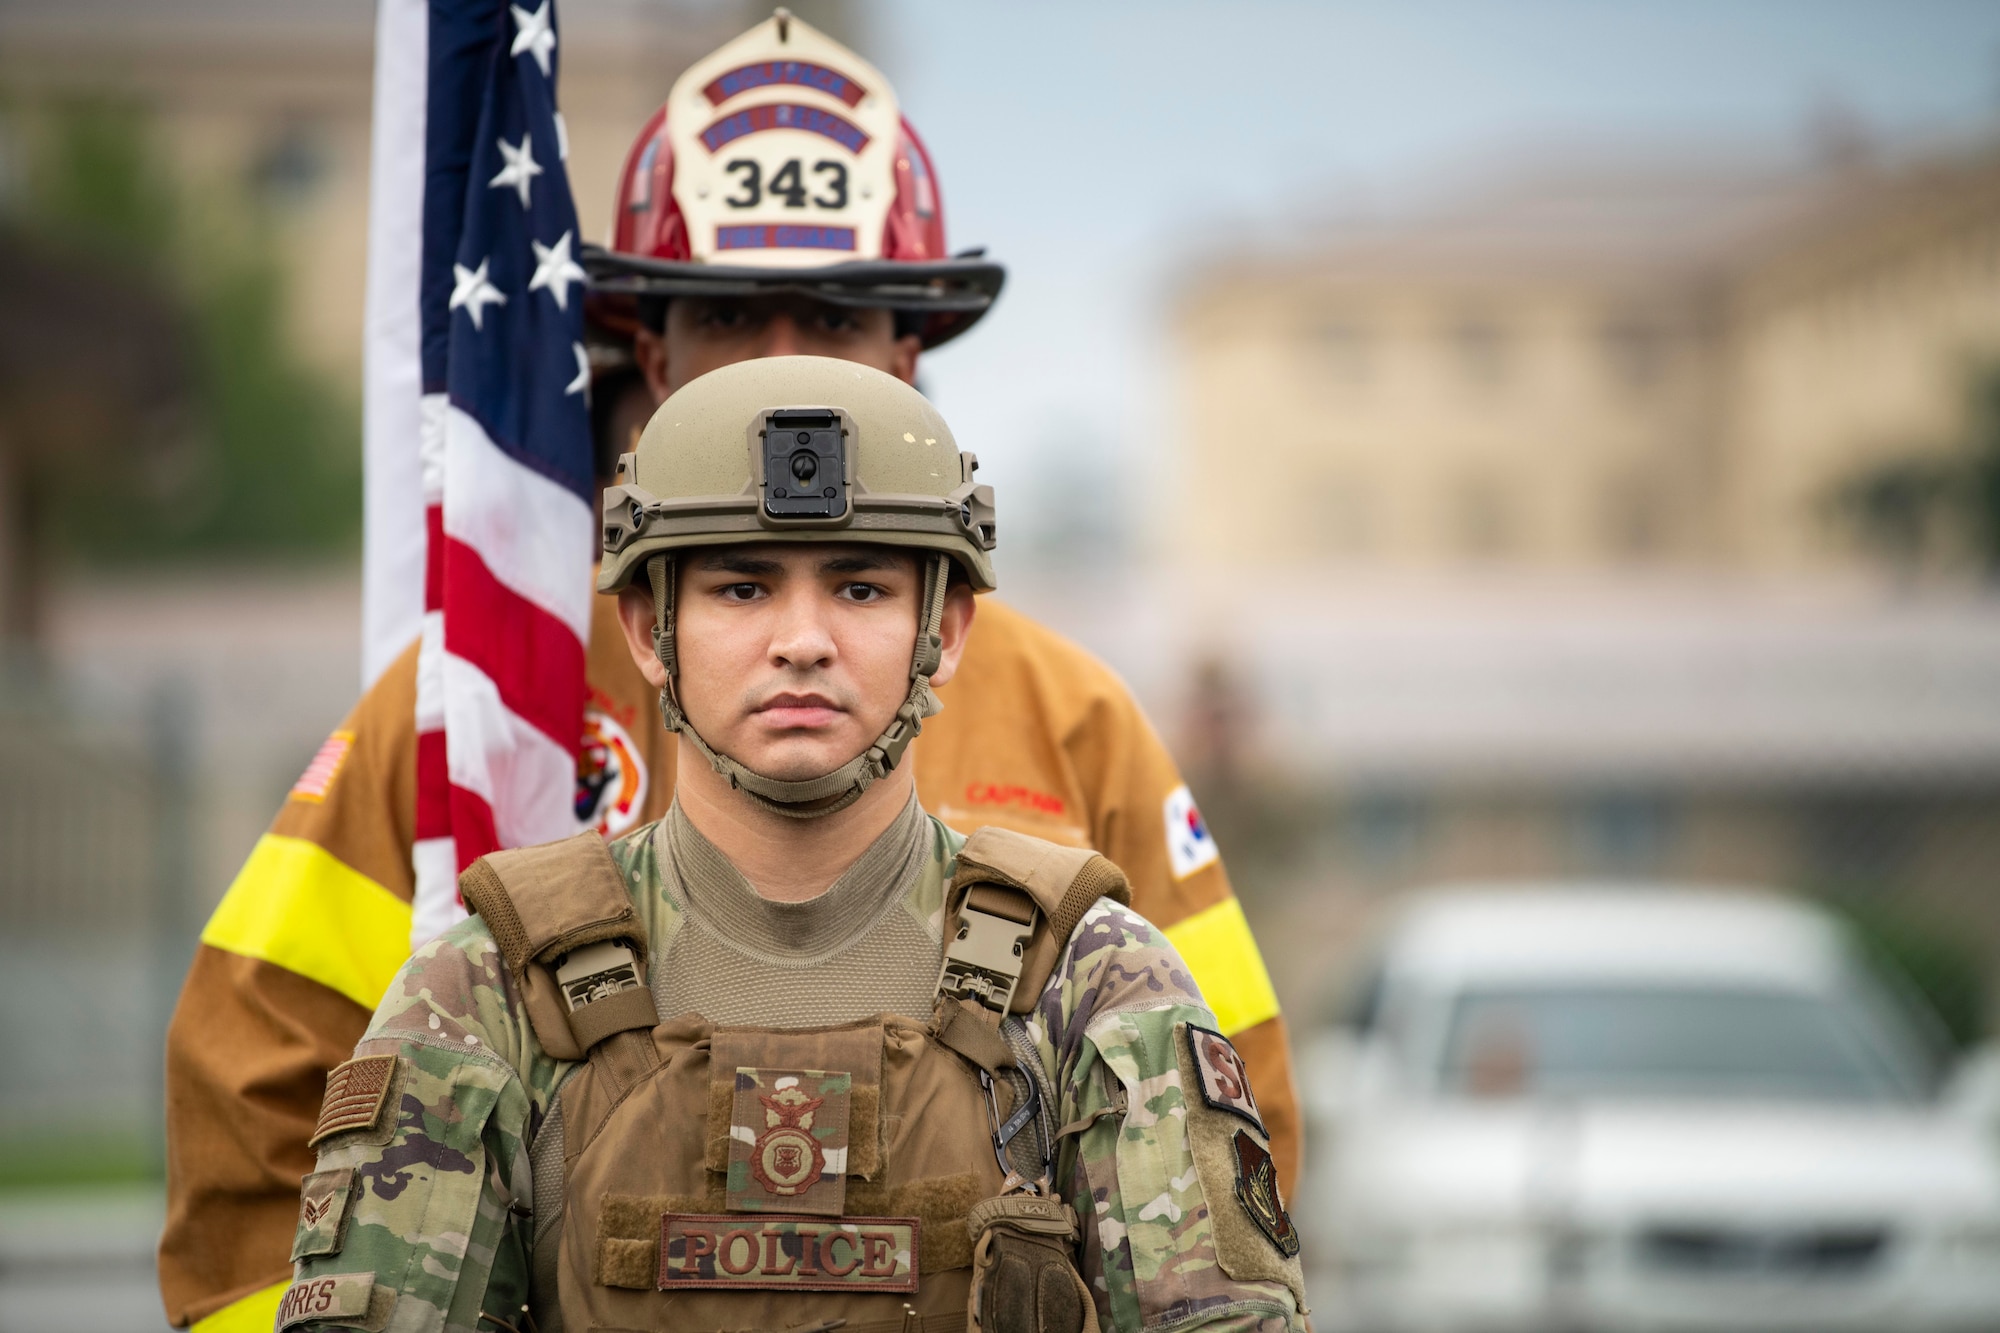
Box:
362 0 594 947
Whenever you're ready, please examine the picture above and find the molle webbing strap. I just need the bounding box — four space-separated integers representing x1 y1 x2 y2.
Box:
586 1026 661 1103
931 994 1016 1078
566 987 657 1050
949 828 1131 1014
460 832 646 972
966 884 1035 926
459 832 654 1062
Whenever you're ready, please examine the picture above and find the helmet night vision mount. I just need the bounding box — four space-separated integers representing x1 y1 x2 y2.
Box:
759 408 850 523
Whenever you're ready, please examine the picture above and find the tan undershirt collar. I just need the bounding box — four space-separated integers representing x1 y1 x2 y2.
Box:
663 790 928 965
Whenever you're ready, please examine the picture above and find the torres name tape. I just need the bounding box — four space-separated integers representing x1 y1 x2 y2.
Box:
658 1213 918 1292
276 1272 375 1329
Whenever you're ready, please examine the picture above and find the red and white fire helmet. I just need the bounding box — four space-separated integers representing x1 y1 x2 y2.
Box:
583 9 1004 349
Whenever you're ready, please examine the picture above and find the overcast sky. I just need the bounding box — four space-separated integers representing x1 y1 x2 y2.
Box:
851 0 2000 552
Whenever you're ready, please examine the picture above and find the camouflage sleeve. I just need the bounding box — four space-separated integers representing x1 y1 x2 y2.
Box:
1031 902 1307 1332
279 918 557 1332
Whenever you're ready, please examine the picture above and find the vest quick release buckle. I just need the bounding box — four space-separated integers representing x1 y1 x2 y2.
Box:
554 940 644 1011
937 903 1034 1015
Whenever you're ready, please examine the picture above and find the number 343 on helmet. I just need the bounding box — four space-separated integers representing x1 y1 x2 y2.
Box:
581 8 1005 351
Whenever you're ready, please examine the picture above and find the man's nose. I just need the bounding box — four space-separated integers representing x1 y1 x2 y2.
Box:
757 313 805 357
768 585 836 668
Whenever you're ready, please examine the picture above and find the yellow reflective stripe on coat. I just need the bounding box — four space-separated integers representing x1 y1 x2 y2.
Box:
202 833 414 1011
1162 896 1280 1036
190 1280 285 1333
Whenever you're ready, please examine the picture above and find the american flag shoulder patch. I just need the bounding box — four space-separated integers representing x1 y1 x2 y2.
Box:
291 730 356 803
311 1054 398 1147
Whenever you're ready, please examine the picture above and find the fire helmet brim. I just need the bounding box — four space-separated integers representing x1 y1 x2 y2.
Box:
580 244 1005 350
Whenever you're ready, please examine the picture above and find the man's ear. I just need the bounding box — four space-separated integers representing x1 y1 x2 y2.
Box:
633 326 672 405
927 583 977 689
889 337 921 386
615 584 671 689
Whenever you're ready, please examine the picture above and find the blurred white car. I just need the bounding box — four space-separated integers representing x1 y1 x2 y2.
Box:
1300 886 2000 1333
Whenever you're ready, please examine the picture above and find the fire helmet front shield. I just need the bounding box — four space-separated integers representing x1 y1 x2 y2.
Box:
666 12 900 268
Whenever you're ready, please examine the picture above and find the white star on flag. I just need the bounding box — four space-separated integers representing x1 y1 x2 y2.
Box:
510 1 557 78
528 229 587 311
488 132 542 209
449 257 507 331
565 341 591 403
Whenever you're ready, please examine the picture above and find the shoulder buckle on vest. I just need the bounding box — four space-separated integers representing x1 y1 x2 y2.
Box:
937 903 1035 1015
555 939 643 1011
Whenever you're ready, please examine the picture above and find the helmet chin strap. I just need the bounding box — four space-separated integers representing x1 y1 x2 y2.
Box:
647 551 950 820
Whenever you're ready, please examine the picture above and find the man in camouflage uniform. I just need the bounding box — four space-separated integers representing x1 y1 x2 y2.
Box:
164 20 1299 1325
279 358 1305 1332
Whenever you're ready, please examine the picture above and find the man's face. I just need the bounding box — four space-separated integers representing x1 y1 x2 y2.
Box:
633 295 921 403
617 543 973 783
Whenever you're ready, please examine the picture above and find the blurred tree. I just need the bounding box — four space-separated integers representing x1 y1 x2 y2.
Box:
1824 893 1988 1051
0 96 359 624
1833 362 2000 578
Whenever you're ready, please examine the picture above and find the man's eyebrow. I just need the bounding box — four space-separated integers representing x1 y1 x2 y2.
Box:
697 550 785 575
819 552 899 574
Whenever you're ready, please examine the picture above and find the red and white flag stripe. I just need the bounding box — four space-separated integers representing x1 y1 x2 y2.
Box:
367 0 595 951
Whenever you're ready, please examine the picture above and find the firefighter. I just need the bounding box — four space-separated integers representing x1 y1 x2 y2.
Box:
159 13 1297 1331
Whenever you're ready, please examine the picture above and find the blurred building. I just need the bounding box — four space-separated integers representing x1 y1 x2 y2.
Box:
1172 142 2000 576
1098 140 2000 1025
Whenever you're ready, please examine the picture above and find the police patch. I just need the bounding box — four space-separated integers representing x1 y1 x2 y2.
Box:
1184 1022 1264 1134
659 1213 917 1292
726 1067 851 1216
290 1167 355 1261
310 1054 398 1147
1231 1130 1300 1259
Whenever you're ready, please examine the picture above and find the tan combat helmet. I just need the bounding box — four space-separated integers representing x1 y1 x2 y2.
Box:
599 355 998 818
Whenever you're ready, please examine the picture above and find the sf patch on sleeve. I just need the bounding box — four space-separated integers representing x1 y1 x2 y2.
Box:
1173 1022 1306 1303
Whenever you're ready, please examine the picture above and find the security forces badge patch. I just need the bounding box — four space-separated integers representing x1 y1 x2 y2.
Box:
726 1067 852 1216
1231 1130 1300 1258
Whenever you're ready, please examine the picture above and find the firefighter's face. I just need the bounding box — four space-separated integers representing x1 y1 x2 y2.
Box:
633 296 921 403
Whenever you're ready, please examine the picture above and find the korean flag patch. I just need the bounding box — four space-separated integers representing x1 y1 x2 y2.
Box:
1163 784 1219 880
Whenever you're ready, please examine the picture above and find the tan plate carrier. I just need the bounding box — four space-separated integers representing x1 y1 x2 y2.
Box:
460 825 1130 1333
